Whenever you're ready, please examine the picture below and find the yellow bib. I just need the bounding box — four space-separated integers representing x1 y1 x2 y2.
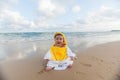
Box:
50 46 67 61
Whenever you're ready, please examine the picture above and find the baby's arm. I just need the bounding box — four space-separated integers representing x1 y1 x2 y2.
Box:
67 47 77 60
44 50 51 60
43 50 51 66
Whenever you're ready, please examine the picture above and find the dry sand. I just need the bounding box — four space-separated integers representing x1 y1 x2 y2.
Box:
1 41 120 80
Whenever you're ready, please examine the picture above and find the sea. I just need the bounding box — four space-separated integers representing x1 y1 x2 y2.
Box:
0 31 120 61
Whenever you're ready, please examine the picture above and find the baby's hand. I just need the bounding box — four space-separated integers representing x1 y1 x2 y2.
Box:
43 59 49 66
74 56 77 60
70 56 77 60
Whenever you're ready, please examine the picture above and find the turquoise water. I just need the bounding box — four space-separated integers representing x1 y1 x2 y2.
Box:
1 31 120 49
0 31 120 42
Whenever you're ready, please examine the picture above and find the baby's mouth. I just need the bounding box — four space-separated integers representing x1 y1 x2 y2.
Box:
57 42 61 44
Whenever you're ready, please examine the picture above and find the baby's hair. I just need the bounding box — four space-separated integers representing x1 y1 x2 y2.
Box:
54 33 63 38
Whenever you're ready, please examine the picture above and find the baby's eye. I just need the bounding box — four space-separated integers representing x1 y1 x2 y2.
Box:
56 38 59 40
60 38 63 40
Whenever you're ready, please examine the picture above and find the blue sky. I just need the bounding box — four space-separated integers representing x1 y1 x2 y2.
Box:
0 0 120 32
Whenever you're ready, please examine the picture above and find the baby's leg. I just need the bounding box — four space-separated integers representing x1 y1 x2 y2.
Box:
67 63 73 68
45 66 53 71
45 60 56 71
65 58 74 68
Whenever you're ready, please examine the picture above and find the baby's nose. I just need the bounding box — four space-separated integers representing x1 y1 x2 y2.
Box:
57 39 61 42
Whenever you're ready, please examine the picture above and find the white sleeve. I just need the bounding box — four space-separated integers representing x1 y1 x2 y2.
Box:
67 47 76 57
44 50 52 60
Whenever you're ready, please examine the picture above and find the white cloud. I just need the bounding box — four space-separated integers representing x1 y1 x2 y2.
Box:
84 6 120 31
1 0 120 32
88 6 120 21
0 0 19 10
61 5 120 32
72 5 81 13
0 10 35 31
38 0 66 18
0 0 28 32
34 16 49 28
0 0 40 32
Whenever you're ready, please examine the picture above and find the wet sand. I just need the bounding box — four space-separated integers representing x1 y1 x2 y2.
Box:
1 41 120 80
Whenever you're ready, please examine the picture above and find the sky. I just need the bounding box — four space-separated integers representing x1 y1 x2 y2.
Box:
0 0 120 32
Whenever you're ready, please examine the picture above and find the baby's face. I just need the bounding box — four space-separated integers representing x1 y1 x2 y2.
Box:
54 35 64 47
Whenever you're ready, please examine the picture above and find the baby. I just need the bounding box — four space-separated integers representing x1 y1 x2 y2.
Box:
44 32 76 71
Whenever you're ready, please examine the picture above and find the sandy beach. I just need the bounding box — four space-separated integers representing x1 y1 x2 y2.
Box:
0 41 120 80
0 0 120 79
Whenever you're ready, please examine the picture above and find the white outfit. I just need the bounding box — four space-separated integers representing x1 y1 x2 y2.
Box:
44 47 76 70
